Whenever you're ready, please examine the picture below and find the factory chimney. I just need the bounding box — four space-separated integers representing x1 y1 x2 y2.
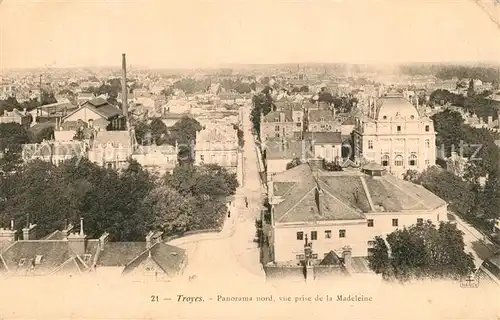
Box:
121 53 129 129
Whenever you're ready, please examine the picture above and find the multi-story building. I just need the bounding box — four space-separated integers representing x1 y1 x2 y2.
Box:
303 132 342 162
306 109 338 132
87 129 135 170
260 108 303 141
131 143 178 175
22 141 88 166
353 93 436 178
195 124 239 173
267 161 446 263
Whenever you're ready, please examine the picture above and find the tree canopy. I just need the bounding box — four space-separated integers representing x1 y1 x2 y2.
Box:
0 158 238 241
368 221 475 282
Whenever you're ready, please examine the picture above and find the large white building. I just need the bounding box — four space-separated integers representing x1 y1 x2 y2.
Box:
194 124 239 173
267 161 447 263
353 93 436 178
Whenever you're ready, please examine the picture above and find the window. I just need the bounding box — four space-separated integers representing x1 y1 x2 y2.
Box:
296 254 305 260
311 231 317 240
311 254 318 259
367 240 376 247
296 122 302 127
325 230 332 238
425 139 430 148
381 154 390 167
392 219 399 227
296 232 304 240
394 155 403 166
200 155 204 161
397 125 401 132
296 117 301 122
408 153 417 166
18 258 26 267
368 140 373 149
417 218 423 224
425 125 430 132
410 115 415 120
275 133 280 138
35 255 43 265
383 115 387 120
320 124 325 129
275 125 280 132
425 159 430 165
320 117 325 122
339 229 346 238
367 219 374 227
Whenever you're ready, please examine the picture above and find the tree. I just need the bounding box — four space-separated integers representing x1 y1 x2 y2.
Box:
149 118 169 145
167 116 202 145
138 184 191 234
431 110 465 157
286 158 302 170
134 121 151 145
324 161 343 171
317 90 334 105
403 169 420 182
250 91 273 136
40 90 57 106
368 221 475 282
416 167 475 217
0 123 31 173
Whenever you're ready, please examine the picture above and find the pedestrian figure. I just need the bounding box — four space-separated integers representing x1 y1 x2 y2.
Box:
228 211 231 218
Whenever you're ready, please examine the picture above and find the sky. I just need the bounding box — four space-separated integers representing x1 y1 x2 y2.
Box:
0 0 499 69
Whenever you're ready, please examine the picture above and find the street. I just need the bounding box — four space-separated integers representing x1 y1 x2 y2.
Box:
168 104 266 283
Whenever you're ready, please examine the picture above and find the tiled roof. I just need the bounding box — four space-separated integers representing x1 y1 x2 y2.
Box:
92 130 131 148
96 242 148 267
308 110 335 122
271 163 446 223
122 243 186 277
265 139 303 160
197 126 237 142
22 141 87 158
303 132 342 144
263 110 293 122
320 251 342 266
1 241 72 276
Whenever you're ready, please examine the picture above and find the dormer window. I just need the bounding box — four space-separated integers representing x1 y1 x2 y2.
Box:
35 255 43 265
425 125 430 132
396 126 401 132
18 258 26 267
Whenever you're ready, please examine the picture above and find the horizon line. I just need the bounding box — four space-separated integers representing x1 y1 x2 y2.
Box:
1 60 500 72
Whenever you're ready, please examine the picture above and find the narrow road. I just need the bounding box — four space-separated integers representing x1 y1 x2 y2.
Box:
169 103 266 283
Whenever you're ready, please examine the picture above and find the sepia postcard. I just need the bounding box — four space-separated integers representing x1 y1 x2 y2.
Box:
0 0 499 319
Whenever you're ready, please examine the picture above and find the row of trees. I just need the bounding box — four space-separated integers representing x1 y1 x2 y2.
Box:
133 116 203 164
429 89 499 121
0 159 238 241
431 109 500 178
403 109 500 231
368 221 475 282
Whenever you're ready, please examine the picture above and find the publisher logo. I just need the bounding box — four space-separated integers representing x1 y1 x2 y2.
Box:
460 274 479 288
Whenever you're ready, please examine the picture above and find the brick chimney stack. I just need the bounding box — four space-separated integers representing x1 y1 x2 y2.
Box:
67 217 87 256
22 223 37 240
121 53 129 128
